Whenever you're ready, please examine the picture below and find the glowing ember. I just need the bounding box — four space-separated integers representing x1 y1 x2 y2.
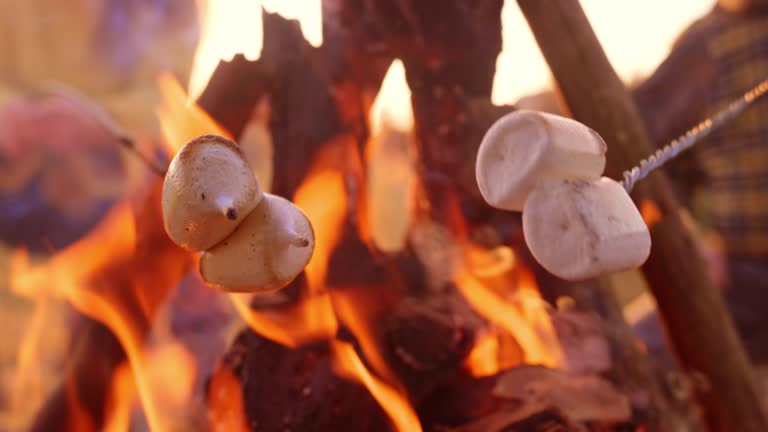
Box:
331 341 422 432
188 0 323 102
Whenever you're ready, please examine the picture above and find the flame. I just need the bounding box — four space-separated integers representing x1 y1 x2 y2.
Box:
640 198 662 229
331 290 400 387
208 365 249 432
365 59 417 253
465 245 516 279
143 343 198 420
369 60 414 135
104 363 135 432
10 204 136 298
294 169 346 292
464 332 501 378
103 345 196 432
10 190 191 432
8 295 69 425
455 270 562 368
330 341 422 432
65 375 96 432
188 0 323 102
157 73 232 155
226 143 349 347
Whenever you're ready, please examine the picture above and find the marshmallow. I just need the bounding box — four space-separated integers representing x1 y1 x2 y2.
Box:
476 110 607 212
522 177 651 281
199 193 315 293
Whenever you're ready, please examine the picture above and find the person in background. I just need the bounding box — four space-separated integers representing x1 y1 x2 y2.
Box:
633 0 768 361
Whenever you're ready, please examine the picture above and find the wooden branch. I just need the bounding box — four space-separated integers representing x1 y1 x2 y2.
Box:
516 1 768 430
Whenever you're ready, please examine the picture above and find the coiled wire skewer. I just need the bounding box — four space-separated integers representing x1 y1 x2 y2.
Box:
620 78 768 192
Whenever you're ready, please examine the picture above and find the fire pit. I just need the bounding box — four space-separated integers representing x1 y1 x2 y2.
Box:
5 1 764 431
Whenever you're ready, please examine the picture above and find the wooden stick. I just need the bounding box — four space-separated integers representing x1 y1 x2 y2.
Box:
515 1 768 430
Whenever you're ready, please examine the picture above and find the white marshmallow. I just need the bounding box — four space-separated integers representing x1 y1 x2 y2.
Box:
522 177 651 280
476 110 607 212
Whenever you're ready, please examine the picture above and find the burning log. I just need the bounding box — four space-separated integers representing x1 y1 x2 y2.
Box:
515 0 768 430
198 9 382 199
417 366 635 432
214 331 392 432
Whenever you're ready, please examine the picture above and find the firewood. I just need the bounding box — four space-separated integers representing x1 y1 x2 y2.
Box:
218 331 391 432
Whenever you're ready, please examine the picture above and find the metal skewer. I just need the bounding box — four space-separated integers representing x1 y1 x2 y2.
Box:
620 78 768 192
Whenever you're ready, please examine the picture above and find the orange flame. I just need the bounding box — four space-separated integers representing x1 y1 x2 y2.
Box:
330 341 422 432
208 365 249 432
464 332 501 378
104 363 135 432
188 0 323 102
8 295 70 426
10 190 191 431
222 143 349 348
640 199 662 229
331 290 400 388
103 345 196 432
455 269 562 368
156 72 232 155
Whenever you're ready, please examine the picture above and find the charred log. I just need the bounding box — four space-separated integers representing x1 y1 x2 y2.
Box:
218 331 392 432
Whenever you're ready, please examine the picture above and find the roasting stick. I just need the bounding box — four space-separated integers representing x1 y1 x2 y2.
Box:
43 82 169 177
620 77 768 192
44 83 316 293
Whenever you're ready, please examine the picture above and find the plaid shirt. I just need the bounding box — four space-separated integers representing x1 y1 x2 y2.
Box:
635 7 768 256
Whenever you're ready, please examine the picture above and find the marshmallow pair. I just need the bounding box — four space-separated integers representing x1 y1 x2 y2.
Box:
475 110 650 280
162 135 315 293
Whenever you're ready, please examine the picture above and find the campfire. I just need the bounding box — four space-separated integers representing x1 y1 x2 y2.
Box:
5 1 767 431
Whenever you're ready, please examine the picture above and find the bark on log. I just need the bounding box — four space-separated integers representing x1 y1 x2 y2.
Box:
516 1 768 430
218 332 392 432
